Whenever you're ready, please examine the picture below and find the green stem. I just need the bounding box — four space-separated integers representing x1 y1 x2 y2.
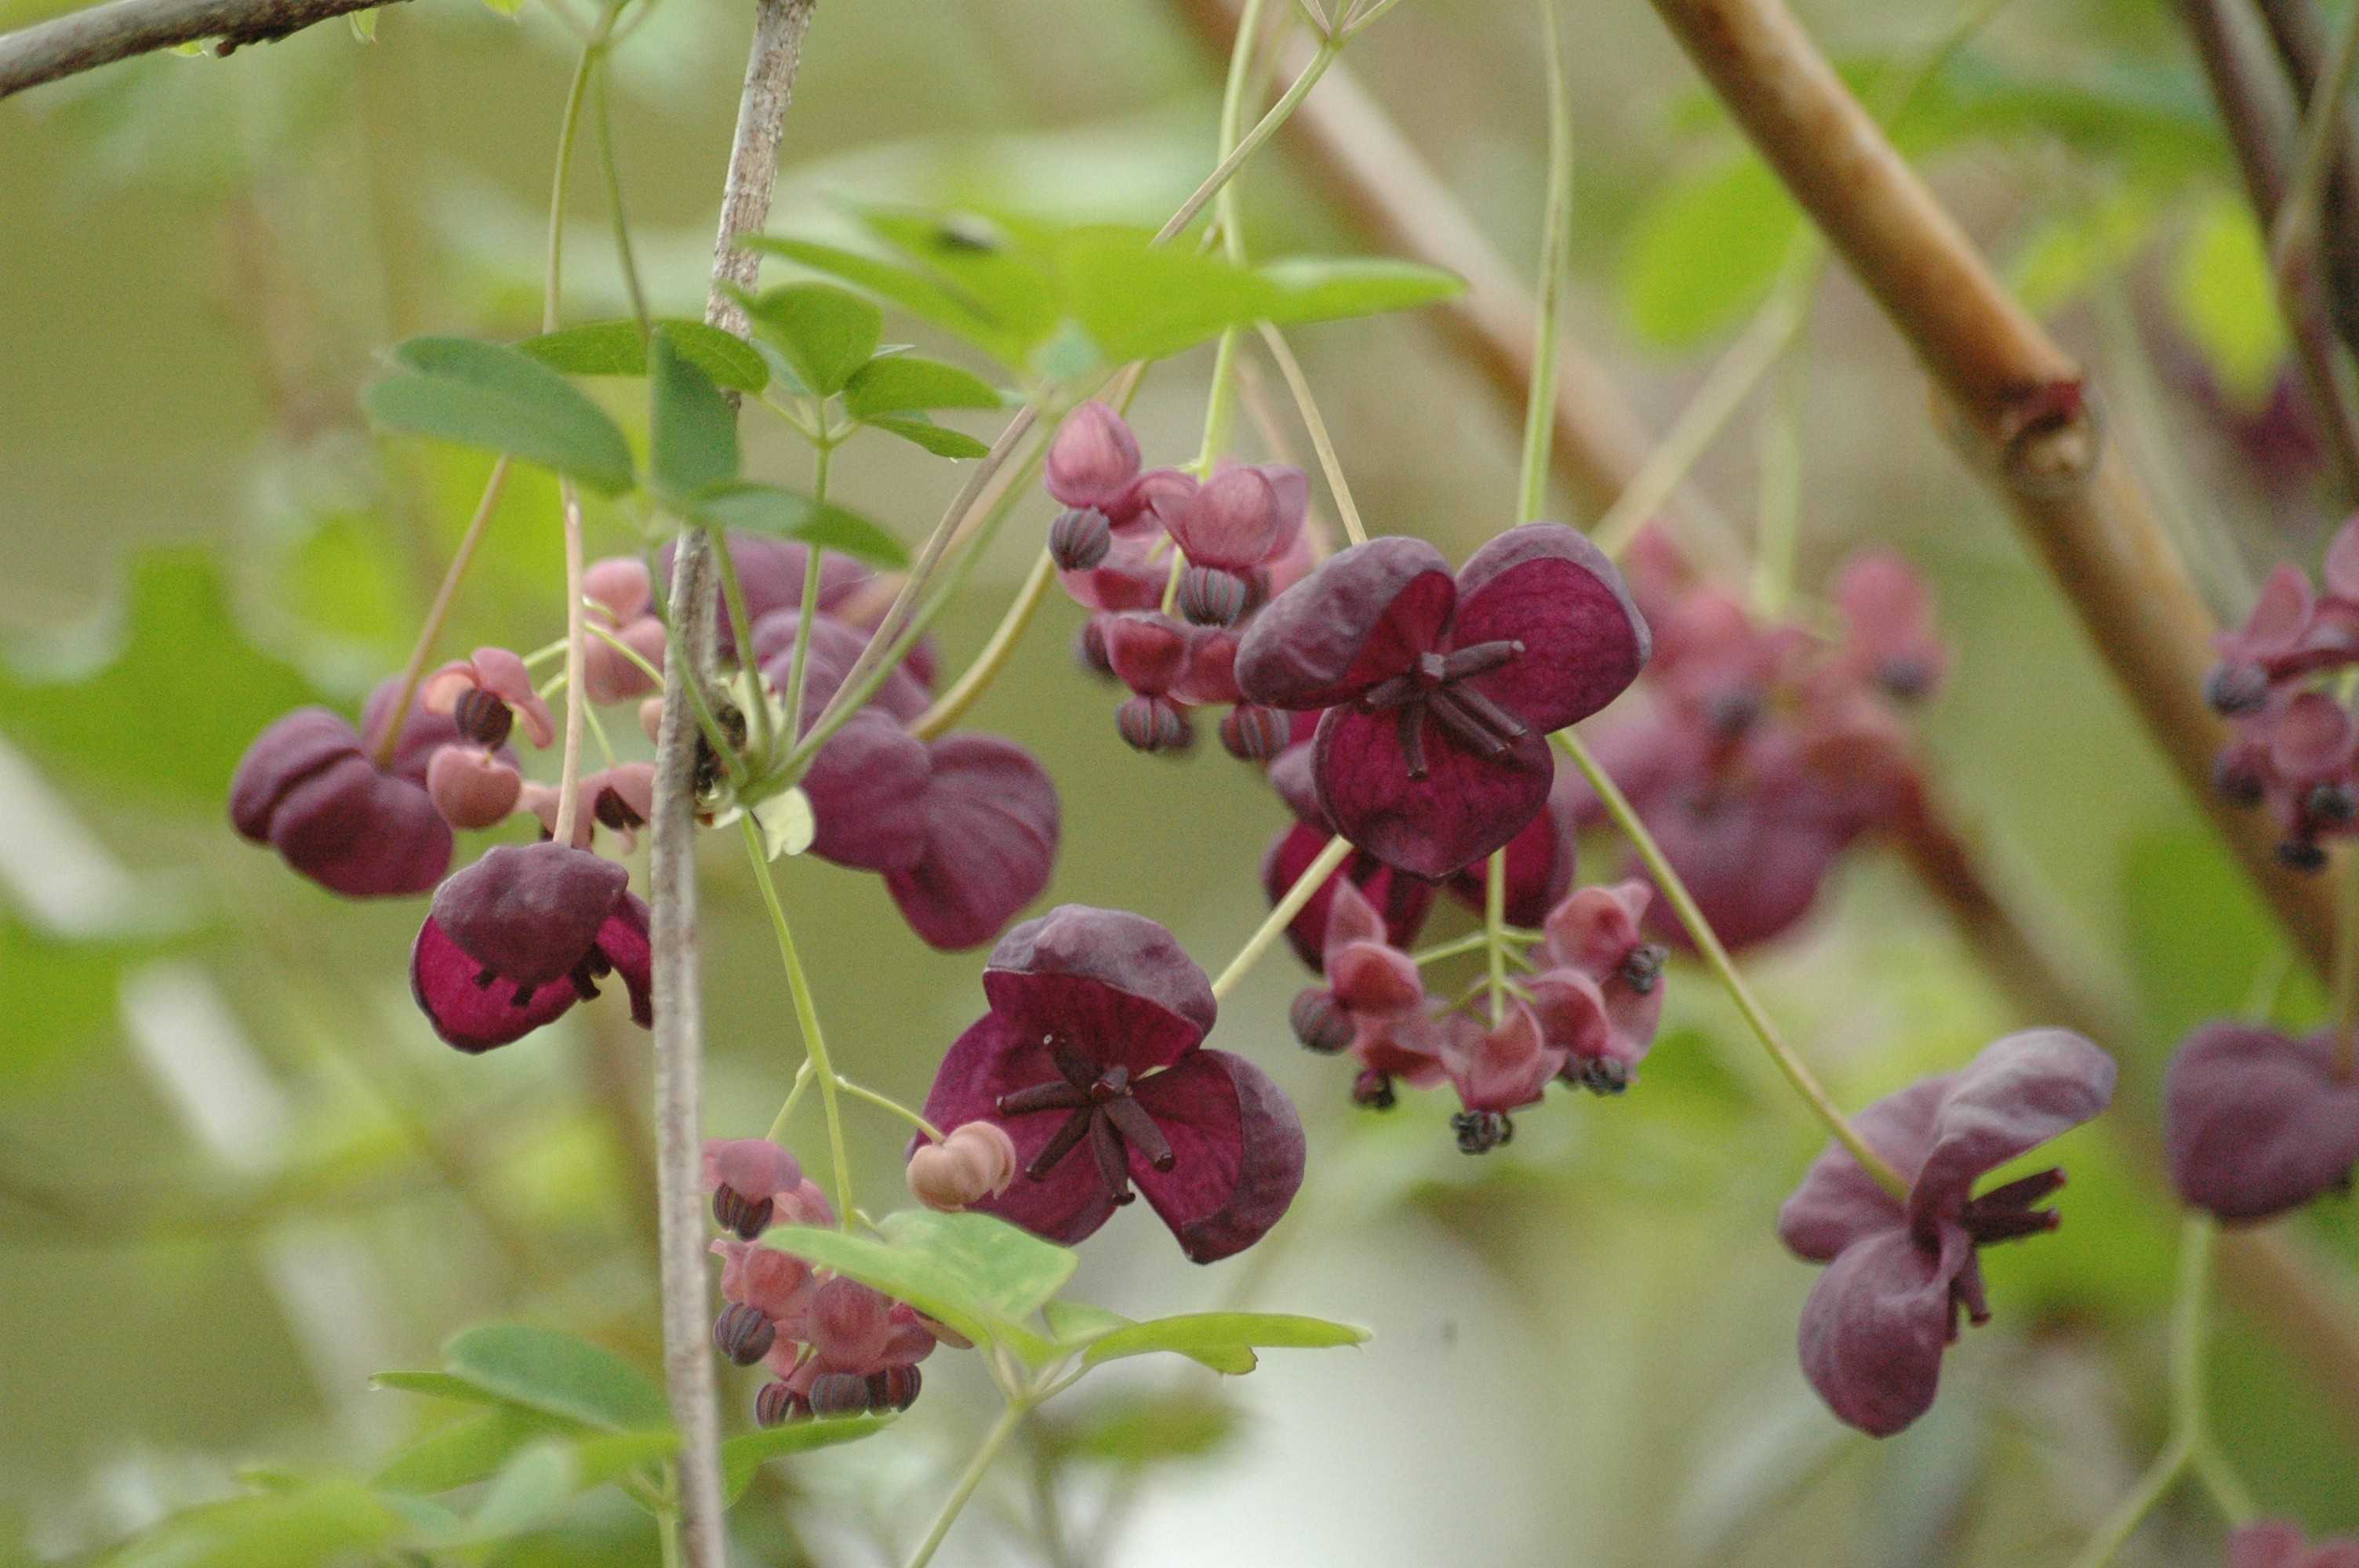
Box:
739 815 855 1229
709 530 772 757
911 549 1058 740
1153 38 1339 245
2192 1439 2259 1525
1750 324 1810 618
594 58 652 339
779 439 835 746
2170 1214 2215 1437
1411 930 1538 966
764 1060 816 1145
1192 0 1271 474
1212 833 1355 1000
905 1400 1030 1568
1514 0 1572 524
1255 321 1367 546
1484 849 1509 1025
656 1498 684 1568
838 1076 944 1143
2061 1437 2192 1568
369 457 513 768
2271 0 2359 281
1553 730 1908 1196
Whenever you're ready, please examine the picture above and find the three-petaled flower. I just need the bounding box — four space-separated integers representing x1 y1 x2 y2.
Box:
1776 1029 2115 1436
1235 525 1649 879
914 905 1304 1262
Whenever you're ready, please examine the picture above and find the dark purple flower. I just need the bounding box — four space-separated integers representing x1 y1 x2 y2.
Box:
661 534 938 683
755 612 1060 951
2165 1022 2359 1222
409 842 653 1052
1234 526 1650 879
914 906 1305 1262
2228 1521 2359 1568
230 676 470 898
1261 740 1436 968
1524 878 1666 1093
1776 1029 2115 1436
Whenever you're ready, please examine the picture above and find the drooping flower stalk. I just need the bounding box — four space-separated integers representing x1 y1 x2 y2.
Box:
1213 833 1354 1000
1554 729 1908 1196
1514 0 1572 524
739 813 854 1231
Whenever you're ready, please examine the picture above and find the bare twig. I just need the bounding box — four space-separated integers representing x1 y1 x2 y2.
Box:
649 2 817 1563
1644 0 2335 975
2252 0 2359 359
0 0 403 98
2176 0 2359 499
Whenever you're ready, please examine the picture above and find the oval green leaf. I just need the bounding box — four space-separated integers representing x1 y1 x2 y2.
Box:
649 331 741 503
1078 1312 1371 1369
684 482 909 569
366 337 635 495
720 1415 896 1503
737 282 884 397
863 414 992 459
440 1324 669 1433
845 354 1005 418
515 318 769 393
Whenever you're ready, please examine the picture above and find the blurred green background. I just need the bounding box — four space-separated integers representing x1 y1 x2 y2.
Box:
5 0 2359 1562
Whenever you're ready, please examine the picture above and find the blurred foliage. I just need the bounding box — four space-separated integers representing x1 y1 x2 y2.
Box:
5 0 2359 1563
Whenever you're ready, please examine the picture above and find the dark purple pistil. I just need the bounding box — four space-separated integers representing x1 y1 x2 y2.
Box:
1953 1167 2066 1247
995 1039 1177 1203
1355 639 1528 779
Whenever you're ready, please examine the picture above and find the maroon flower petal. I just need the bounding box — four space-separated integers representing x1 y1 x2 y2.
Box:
981 905 1213 1075
883 734 1058 951
1777 1078 1948 1262
1445 765 1579 925
1440 1004 1563 1112
915 1011 1121 1247
1906 1029 2114 1232
597 893 655 1029
753 610 932 727
1448 524 1651 732
267 753 455 898
431 842 627 989
802 715 932 873
1796 1225 1968 1437
1259 822 1436 971
411 915 583 1051
1637 791 1846 953
360 676 473 782
2164 1023 2359 1223
231 709 363 839
1168 466 1285 571
1314 704 1554 880
1130 1049 1307 1263
1234 536 1457 710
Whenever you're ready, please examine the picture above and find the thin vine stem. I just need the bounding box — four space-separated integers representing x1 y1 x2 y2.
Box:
1152 37 1339 245
1256 321 1367 544
779 437 836 746
764 1060 816 1145
904 1399 1031 1568
1212 834 1355 1000
838 1076 944 1143
1484 849 1509 1025
369 457 513 768
2271 0 2359 284
911 549 1058 740
739 815 855 1230
1514 0 1572 523
1553 729 1908 1196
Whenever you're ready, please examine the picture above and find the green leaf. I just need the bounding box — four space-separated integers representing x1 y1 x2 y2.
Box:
862 414 991 459
2172 189 2289 403
844 355 1005 418
1619 157 1801 347
365 337 635 495
847 205 1063 354
515 318 767 393
763 1210 1078 1364
1078 1311 1369 1370
747 238 1034 369
737 283 884 397
719 1416 896 1503
440 1326 669 1433
649 332 740 503
0 548 332 804
1037 1392 1242 1469
100 1480 400 1568
683 483 909 569
373 1370 509 1405
440 1431 676 1544
376 1406 576 1494
1041 1300 1253 1374
1250 256 1466 327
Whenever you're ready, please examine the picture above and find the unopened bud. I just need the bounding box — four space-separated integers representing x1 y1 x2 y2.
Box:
1289 989 1352 1054
1177 565 1249 627
2205 662 2273 717
754 1381 807 1428
451 688 514 748
1116 695 1191 753
1219 704 1289 762
1048 507 1114 572
427 746 523 830
867 1365 922 1413
711 1185 776 1241
807 1371 872 1419
714 1302 776 1367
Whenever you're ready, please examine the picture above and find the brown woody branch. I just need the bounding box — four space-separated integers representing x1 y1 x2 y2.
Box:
649 2 817 1563
0 0 404 99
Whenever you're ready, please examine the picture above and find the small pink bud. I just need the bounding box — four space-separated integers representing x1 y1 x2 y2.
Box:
426 746 523 829
1045 401 1141 510
638 698 666 745
584 616 667 704
809 1277 891 1367
584 557 653 622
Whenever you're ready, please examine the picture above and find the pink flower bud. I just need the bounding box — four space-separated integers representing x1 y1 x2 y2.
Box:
907 1123 1018 1210
584 557 653 622
584 616 667 704
1045 401 1141 510
809 1277 892 1367
426 746 523 830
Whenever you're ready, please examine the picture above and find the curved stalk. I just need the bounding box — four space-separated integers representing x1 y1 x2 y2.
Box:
1212 834 1354 1000
910 550 1058 740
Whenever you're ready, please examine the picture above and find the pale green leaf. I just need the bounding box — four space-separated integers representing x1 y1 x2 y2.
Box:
516 318 767 393
862 414 990 459
2171 189 2289 403
683 482 908 569
737 283 884 397
844 354 1004 418
719 1417 896 1504
763 1210 1078 1364
1078 1311 1369 1370
1619 157 1801 347
649 332 740 503
366 337 635 495
440 1326 669 1433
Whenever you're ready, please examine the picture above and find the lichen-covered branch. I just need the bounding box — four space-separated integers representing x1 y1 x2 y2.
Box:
0 0 405 99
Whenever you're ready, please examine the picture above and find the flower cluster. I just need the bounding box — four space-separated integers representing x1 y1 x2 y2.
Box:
2228 1522 2359 1568
912 906 1306 1263
1560 528 1944 951
2205 518 2359 869
1045 402 1319 759
1776 1029 2114 1436
1287 872 1667 1147
703 1139 961 1423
